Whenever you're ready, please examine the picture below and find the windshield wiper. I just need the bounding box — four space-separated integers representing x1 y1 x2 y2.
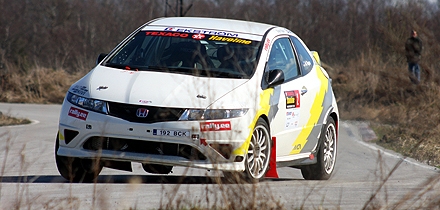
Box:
105 63 164 71
209 70 246 79
104 63 139 71
103 63 246 78
146 66 174 71
159 67 196 75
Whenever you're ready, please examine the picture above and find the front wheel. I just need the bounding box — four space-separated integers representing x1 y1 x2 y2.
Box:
55 134 103 183
245 118 271 180
225 118 271 183
301 118 337 180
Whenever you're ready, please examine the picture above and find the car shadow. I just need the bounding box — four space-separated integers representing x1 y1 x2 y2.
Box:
0 175 299 184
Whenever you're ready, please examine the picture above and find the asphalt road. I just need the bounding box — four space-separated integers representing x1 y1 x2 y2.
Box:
0 103 439 209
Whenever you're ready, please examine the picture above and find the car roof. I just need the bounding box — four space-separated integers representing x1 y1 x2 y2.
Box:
147 17 277 36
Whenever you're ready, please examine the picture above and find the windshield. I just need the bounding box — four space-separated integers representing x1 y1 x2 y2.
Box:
104 30 262 79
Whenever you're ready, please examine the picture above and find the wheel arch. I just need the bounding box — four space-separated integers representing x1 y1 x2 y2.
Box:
314 108 338 154
322 107 339 140
329 111 339 140
251 114 272 147
258 114 271 133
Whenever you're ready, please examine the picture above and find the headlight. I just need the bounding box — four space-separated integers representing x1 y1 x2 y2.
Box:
67 92 108 114
179 108 248 121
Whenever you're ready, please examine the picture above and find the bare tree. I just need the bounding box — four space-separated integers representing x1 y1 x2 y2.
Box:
0 0 439 72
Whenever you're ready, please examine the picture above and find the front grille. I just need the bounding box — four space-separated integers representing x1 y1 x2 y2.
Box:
108 102 185 123
83 137 207 160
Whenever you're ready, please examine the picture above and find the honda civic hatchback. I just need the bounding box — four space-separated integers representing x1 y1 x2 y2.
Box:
55 17 339 183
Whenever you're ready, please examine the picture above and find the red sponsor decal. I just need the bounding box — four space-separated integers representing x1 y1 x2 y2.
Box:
68 107 89 121
138 99 152 104
284 90 300 108
200 121 231 132
192 34 205 40
264 38 271 51
145 31 189 38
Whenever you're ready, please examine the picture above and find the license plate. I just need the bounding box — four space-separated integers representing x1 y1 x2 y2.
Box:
153 129 190 137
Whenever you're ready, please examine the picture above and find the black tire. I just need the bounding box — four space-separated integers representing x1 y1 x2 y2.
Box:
142 163 173 174
55 134 103 183
224 118 271 183
301 118 337 180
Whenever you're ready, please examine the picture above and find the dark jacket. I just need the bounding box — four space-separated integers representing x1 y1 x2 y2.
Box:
405 37 423 63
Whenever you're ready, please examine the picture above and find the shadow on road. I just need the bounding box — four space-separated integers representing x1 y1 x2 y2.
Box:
0 175 298 184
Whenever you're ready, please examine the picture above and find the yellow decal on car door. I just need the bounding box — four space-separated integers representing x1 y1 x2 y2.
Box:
233 89 273 156
290 67 328 154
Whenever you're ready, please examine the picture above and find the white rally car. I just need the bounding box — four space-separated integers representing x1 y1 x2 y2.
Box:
55 17 339 182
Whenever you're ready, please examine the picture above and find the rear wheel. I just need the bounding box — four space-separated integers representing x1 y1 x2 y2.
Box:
142 163 173 174
55 134 103 183
301 118 337 180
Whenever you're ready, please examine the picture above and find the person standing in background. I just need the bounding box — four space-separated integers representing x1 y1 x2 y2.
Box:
405 30 423 84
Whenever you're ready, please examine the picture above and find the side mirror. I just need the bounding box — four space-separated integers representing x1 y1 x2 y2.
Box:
267 69 285 88
96 53 108 65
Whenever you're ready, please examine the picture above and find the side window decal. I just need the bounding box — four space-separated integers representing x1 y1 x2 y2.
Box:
290 36 314 75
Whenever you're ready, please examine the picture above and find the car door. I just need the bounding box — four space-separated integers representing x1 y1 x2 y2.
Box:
266 36 322 158
289 36 326 156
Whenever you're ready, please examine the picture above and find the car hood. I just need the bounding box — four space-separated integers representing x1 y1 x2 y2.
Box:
71 66 250 109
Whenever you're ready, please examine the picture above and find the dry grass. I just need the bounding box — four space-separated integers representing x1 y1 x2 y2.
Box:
330 49 440 168
157 174 284 210
0 62 82 104
0 111 31 126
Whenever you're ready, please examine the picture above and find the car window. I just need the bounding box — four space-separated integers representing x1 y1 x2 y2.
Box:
104 31 261 79
290 36 314 75
267 38 299 81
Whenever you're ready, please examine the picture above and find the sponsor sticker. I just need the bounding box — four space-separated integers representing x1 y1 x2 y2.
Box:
208 35 252 45
144 30 252 44
292 144 302 152
192 34 205 40
284 90 300 109
200 121 231 132
68 107 88 121
138 99 152 104
145 31 189 38
264 38 271 51
302 60 312 68
164 27 239 37
286 109 300 129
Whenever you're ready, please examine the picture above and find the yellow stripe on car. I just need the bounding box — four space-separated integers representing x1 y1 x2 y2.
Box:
290 67 328 155
59 130 65 141
233 88 273 156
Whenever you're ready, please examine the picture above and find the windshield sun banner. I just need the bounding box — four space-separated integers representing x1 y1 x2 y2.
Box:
144 31 254 45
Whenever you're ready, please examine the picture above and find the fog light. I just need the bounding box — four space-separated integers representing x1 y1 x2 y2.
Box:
64 129 79 144
234 156 244 162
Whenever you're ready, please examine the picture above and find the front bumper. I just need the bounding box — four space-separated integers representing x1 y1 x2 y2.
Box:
57 102 253 172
